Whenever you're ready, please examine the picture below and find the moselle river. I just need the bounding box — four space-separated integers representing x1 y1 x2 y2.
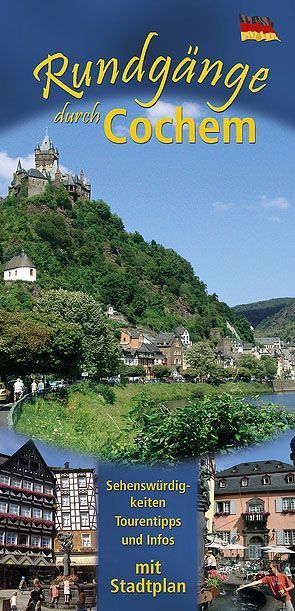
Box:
260 390 295 411
168 390 295 411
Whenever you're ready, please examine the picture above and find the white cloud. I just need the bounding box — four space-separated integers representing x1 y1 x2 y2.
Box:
268 215 283 223
212 202 233 212
114 125 130 137
0 150 34 181
146 101 203 126
259 195 291 210
0 150 71 197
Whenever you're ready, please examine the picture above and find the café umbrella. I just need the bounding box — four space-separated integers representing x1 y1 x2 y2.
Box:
223 543 247 550
261 546 295 554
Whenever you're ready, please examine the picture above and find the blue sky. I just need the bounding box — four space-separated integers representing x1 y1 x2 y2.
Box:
216 429 295 472
0 429 97 469
0 96 294 306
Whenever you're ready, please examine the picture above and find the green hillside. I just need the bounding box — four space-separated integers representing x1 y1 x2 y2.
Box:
0 187 253 343
233 297 295 328
255 301 295 341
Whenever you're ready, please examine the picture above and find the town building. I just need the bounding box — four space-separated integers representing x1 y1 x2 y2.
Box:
153 332 184 373
255 337 282 354
8 131 91 202
121 343 166 376
0 441 56 588
3 250 36 283
53 463 97 583
174 327 192 348
214 460 295 560
0 441 97 588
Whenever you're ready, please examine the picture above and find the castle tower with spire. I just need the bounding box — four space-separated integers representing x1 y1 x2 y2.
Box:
35 129 59 177
8 130 91 202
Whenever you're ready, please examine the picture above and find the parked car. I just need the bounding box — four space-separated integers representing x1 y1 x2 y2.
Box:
0 383 11 403
48 380 69 391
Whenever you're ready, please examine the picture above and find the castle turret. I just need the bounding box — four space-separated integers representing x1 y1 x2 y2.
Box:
35 129 59 177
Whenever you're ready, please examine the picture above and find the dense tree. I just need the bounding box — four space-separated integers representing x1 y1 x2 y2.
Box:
237 354 277 381
0 194 253 339
186 341 218 378
35 289 119 377
152 365 170 379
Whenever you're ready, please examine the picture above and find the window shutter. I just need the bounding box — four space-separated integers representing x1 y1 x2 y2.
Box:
214 502 218 514
275 498 283 513
276 531 284 545
230 500 237 515
230 530 238 544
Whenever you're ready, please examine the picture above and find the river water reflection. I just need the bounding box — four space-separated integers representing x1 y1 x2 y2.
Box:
210 589 264 610
168 390 295 411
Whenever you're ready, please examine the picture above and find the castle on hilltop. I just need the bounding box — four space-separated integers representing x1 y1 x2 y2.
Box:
9 130 91 202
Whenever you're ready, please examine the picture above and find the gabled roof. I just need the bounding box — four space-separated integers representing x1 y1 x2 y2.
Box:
27 168 48 180
175 326 186 335
154 332 177 347
4 250 36 271
62 174 76 187
1 440 55 482
124 328 142 339
255 337 280 345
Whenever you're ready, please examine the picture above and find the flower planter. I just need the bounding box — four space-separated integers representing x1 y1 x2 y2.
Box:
211 586 220 599
198 588 213 605
198 586 220 604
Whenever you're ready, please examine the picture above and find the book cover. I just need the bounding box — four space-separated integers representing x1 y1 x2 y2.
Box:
0 1 294 609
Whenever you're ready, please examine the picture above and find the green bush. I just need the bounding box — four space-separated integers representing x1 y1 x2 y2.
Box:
104 393 295 464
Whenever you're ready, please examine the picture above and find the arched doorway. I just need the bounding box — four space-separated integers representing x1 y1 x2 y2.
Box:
248 536 264 560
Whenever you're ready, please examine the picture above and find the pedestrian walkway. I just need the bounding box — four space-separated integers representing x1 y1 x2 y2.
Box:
0 404 11 428
0 591 30 611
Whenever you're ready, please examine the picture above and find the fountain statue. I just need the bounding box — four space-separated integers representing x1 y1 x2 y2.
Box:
57 533 74 576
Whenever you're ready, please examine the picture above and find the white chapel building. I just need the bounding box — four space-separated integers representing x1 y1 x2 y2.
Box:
3 250 36 282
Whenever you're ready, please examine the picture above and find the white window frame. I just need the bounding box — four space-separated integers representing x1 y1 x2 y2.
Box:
284 531 295 546
31 534 41 547
32 508 42 518
78 477 87 488
80 512 89 527
81 534 91 548
6 532 17 544
11 478 22 488
34 483 43 493
62 513 71 527
216 531 230 544
41 536 51 548
0 475 10 485
0 502 7 513
9 504 19 516
21 506 31 517
44 485 53 495
61 478 70 489
282 498 295 511
43 509 52 521
79 495 88 507
61 495 70 507
22 480 33 491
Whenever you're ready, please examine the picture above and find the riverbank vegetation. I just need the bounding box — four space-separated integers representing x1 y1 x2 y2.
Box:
15 380 284 459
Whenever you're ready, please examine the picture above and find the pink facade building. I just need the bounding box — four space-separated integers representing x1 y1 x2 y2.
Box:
214 460 295 560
